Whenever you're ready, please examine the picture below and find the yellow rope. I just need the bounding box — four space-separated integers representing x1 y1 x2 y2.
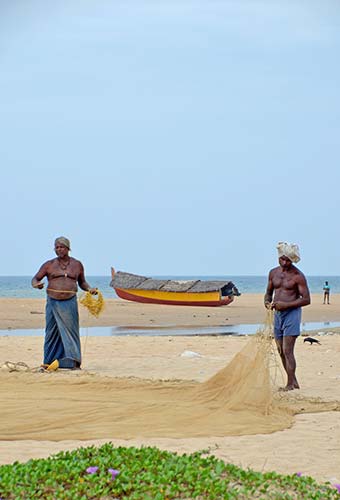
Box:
79 290 105 318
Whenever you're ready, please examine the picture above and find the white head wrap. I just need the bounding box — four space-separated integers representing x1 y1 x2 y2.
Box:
277 241 300 263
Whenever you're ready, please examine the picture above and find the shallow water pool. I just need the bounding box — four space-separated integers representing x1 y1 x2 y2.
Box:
1 321 340 337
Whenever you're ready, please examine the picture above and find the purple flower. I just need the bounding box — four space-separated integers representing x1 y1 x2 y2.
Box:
108 468 120 479
333 483 340 493
296 472 302 477
86 466 99 474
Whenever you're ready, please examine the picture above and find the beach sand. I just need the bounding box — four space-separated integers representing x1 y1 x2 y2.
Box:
0 293 340 484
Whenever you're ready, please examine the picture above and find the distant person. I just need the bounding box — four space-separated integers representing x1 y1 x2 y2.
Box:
323 280 330 305
31 237 97 371
264 242 310 391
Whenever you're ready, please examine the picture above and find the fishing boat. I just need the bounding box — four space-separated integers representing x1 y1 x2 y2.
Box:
110 268 240 307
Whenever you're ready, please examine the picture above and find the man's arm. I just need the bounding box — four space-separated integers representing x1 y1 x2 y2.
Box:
77 262 97 294
31 263 48 289
296 273 311 307
264 271 274 308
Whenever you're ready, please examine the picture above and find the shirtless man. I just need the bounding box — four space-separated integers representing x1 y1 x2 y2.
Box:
32 236 97 370
264 242 310 391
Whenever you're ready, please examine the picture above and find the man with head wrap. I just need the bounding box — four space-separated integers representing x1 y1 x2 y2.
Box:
31 237 97 371
264 242 310 391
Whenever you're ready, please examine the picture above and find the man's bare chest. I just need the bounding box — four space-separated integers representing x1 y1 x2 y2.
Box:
272 272 298 291
48 260 79 280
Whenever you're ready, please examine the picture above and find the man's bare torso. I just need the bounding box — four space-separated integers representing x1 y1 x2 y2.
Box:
270 265 302 303
44 258 83 300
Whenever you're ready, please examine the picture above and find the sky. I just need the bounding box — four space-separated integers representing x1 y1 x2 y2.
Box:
1 0 340 276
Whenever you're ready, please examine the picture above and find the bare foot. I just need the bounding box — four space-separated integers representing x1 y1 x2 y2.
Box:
279 385 298 392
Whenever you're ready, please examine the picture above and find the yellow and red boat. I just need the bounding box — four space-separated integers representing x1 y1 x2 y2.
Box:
110 268 240 307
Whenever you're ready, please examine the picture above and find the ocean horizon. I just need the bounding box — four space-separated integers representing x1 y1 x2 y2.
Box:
0 275 338 298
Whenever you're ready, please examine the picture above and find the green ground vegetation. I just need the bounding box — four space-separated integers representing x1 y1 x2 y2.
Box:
0 443 339 499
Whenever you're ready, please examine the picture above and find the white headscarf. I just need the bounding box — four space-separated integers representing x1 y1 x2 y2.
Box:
277 241 300 263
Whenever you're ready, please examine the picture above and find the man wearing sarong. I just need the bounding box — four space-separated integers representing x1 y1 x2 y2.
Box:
264 242 310 391
31 237 97 371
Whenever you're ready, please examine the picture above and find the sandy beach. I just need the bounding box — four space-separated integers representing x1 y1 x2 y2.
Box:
1 293 340 485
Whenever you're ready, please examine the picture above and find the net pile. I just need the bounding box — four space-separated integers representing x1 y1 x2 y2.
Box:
79 290 105 317
193 316 274 410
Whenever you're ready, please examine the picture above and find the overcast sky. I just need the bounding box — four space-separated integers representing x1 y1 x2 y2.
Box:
1 0 339 276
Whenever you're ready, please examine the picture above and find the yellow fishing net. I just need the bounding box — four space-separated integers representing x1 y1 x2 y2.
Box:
79 290 105 317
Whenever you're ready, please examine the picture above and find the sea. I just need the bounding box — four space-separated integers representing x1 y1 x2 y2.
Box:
0 275 338 298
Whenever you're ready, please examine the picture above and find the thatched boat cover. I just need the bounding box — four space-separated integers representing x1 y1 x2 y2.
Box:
110 272 148 290
110 271 240 295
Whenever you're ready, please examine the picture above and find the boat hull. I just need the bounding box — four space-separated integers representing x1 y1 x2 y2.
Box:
115 287 234 307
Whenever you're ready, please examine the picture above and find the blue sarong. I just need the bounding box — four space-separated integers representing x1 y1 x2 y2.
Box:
44 296 81 369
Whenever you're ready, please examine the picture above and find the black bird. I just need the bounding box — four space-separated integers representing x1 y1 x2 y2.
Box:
303 337 321 345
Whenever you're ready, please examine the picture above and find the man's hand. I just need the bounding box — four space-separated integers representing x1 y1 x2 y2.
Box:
272 301 289 311
33 282 44 290
264 301 272 309
88 288 98 295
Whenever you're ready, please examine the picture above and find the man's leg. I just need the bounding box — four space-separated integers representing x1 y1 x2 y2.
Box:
275 337 286 372
282 335 299 390
44 298 65 365
53 297 81 368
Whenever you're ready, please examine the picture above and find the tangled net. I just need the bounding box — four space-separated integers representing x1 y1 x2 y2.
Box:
79 290 105 317
0 361 41 373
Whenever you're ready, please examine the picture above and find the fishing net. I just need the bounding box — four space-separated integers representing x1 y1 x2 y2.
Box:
0 361 32 372
79 290 105 317
0 361 58 373
1 312 339 441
